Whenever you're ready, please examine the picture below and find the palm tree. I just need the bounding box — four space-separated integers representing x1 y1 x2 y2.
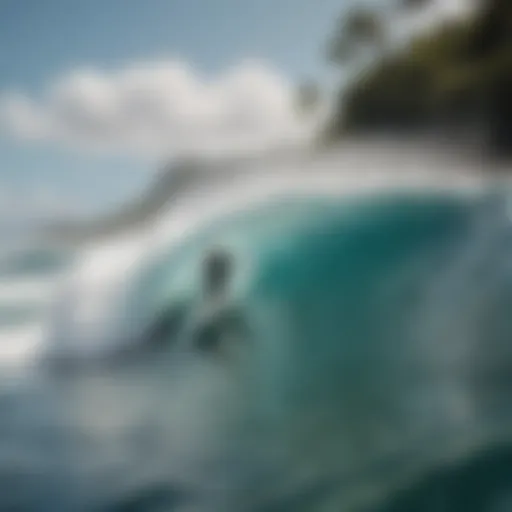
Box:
327 8 387 66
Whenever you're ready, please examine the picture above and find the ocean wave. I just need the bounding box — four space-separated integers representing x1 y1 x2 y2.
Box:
2 147 512 511
0 324 46 370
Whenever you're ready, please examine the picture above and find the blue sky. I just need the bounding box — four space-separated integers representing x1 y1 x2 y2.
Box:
0 0 346 221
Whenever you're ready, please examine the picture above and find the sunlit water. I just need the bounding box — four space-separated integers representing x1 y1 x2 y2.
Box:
1 144 512 511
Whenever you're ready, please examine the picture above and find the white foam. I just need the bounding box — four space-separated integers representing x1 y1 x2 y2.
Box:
0 324 46 370
0 277 58 305
45 230 150 357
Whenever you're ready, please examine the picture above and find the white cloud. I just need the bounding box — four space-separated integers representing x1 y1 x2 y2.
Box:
0 60 323 158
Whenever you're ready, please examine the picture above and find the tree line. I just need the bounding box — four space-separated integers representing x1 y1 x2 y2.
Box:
318 0 512 159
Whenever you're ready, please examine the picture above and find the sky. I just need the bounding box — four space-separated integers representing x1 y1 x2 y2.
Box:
0 0 469 231
0 0 347 225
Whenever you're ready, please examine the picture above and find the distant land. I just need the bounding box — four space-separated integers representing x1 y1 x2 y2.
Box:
41 147 310 245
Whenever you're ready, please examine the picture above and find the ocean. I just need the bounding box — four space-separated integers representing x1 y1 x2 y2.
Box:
0 146 512 511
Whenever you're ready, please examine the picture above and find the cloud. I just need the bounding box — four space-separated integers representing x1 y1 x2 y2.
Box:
0 60 323 158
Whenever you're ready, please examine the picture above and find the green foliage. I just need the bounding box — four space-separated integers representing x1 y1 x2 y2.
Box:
327 7 386 65
343 56 435 133
325 0 512 153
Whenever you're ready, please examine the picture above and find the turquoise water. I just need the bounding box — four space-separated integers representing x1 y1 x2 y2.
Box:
1 189 512 511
